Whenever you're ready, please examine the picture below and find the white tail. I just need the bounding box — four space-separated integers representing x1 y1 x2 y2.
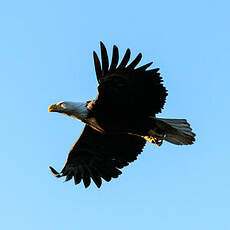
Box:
153 118 196 145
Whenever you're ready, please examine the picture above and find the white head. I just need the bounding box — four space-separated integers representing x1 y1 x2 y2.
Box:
48 101 88 121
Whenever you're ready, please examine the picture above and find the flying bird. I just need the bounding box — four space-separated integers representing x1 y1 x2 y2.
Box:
48 42 195 188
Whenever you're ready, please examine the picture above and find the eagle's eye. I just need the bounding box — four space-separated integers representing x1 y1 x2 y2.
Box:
57 102 65 108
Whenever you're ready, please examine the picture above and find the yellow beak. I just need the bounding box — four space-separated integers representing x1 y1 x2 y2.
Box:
48 104 59 112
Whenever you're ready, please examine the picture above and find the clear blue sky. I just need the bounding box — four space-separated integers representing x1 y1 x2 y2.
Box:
1 0 229 229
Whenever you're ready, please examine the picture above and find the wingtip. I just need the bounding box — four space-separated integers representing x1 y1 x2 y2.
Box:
95 181 102 188
49 166 62 178
83 177 91 188
135 61 153 71
100 41 105 48
113 44 118 49
126 48 131 54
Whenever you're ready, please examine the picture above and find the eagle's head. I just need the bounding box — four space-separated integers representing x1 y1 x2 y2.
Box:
48 101 88 121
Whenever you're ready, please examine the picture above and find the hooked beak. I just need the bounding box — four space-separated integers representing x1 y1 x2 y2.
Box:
48 104 59 112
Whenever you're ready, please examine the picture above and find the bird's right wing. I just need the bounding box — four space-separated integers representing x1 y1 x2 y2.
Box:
50 125 146 188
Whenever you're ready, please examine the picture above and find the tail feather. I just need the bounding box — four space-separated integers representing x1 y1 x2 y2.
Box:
149 118 196 145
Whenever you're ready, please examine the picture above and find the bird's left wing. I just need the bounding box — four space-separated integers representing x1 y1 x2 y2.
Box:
50 125 146 188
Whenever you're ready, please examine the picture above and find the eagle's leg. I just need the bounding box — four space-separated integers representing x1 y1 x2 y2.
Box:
146 128 167 146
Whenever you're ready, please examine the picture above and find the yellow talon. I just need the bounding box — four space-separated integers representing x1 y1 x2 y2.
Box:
143 136 164 146
152 138 163 146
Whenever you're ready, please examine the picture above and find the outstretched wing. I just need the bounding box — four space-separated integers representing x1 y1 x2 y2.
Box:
91 42 168 122
50 125 146 188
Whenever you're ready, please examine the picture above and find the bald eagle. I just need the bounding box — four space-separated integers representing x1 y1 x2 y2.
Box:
48 42 195 188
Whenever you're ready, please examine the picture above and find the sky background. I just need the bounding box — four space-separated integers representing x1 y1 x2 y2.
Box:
0 0 230 229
